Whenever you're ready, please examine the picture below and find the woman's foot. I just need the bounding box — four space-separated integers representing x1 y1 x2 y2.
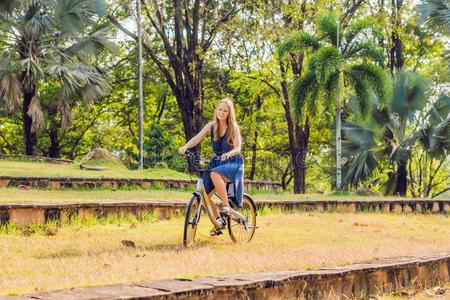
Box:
218 204 231 215
210 217 225 236
210 227 223 236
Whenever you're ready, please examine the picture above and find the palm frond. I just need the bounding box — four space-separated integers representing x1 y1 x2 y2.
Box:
348 63 390 106
53 0 107 34
344 67 373 118
391 70 430 120
47 62 110 104
16 57 43 91
290 71 316 122
66 25 119 61
344 41 386 66
58 98 74 128
26 95 44 133
322 72 339 124
419 115 450 156
317 14 339 45
0 0 19 19
417 0 450 35
428 93 450 125
389 144 410 164
23 1 54 35
308 46 342 85
0 73 22 112
341 122 378 188
343 18 382 48
277 31 320 59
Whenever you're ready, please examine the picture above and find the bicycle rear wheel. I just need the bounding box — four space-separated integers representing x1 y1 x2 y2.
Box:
183 194 202 247
227 194 257 243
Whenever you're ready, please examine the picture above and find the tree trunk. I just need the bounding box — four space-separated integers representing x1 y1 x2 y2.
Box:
249 129 258 180
22 88 37 156
394 159 407 196
48 106 60 158
249 95 263 181
280 62 309 194
178 93 203 173
295 118 310 193
389 0 404 72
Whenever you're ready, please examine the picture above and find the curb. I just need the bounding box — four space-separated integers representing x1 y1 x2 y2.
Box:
5 253 449 299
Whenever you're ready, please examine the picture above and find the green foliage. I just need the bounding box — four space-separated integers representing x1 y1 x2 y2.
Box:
390 71 430 120
345 63 390 117
141 123 179 170
277 32 320 59
417 0 450 35
0 0 113 136
317 14 339 45
309 46 342 84
341 122 379 188
341 70 449 196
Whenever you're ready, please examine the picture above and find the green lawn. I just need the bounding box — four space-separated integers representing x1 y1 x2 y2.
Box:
0 187 408 203
0 159 190 179
1 212 449 296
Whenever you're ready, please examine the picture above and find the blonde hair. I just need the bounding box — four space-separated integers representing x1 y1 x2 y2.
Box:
213 97 239 145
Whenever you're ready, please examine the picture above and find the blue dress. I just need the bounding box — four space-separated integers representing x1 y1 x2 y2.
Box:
202 126 244 207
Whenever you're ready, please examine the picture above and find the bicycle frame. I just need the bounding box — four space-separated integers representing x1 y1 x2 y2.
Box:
193 177 247 228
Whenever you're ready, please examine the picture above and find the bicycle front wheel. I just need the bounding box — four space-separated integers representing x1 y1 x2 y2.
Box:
227 194 257 243
183 194 202 247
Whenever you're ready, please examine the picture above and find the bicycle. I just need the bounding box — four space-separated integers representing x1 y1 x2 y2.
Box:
182 150 257 247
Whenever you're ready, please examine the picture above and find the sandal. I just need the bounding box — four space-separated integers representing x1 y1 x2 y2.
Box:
210 227 223 236
210 216 225 236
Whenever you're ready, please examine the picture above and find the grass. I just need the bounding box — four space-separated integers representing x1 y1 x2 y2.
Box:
379 282 450 299
1 211 449 296
0 187 409 203
0 159 190 179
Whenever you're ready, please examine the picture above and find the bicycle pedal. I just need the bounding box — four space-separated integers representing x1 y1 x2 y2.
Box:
210 229 223 236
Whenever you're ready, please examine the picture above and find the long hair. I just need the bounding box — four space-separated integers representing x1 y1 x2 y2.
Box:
213 97 239 145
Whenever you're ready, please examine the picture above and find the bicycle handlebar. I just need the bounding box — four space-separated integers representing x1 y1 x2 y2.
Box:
182 149 209 173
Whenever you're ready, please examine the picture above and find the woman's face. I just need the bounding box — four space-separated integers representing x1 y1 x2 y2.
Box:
216 102 229 121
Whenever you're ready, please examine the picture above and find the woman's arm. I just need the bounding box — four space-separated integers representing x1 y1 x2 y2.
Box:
222 127 242 159
178 122 214 154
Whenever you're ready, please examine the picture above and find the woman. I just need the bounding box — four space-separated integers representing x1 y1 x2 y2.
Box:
179 98 244 235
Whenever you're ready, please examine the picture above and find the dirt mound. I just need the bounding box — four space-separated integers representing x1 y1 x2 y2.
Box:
79 148 124 169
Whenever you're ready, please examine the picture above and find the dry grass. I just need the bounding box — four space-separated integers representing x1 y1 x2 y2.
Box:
0 160 189 179
1 212 449 296
0 187 409 203
379 282 450 299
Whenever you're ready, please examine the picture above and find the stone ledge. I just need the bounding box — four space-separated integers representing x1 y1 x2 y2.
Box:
0 199 448 227
4 253 449 299
0 154 73 164
0 176 282 191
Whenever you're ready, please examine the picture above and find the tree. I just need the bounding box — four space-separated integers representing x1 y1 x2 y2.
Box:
341 70 449 196
0 0 114 156
109 0 239 171
278 13 389 191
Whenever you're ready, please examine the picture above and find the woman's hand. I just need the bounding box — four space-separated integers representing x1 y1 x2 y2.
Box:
178 146 187 155
221 152 232 160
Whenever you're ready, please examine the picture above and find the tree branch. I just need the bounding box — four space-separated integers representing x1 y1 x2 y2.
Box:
108 14 181 98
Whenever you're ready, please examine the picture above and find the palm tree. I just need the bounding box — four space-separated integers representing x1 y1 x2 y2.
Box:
0 0 116 155
341 70 449 196
278 14 390 190
417 0 450 35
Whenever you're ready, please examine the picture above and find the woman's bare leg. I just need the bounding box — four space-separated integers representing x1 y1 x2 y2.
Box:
207 191 220 219
210 171 230 208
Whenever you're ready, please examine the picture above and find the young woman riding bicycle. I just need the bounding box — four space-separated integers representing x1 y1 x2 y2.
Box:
178 97 244 236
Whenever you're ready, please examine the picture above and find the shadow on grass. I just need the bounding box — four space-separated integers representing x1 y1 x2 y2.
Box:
33 240 211 260
140 240 210 252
